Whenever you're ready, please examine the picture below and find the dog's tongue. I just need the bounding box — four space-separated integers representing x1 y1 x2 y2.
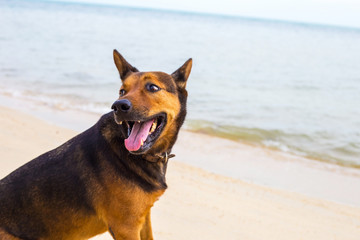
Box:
125 119 154 152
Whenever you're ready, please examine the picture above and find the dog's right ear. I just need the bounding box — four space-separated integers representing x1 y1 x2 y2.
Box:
113 49 139 80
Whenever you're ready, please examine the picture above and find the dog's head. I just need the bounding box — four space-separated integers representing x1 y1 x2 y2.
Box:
111 50 192 156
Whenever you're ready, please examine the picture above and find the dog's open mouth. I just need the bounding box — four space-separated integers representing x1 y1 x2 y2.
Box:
120 113 166 153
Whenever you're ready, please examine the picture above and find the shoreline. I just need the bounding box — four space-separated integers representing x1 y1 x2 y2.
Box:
1 104 359 239
1 93 360 206
1 89 358 168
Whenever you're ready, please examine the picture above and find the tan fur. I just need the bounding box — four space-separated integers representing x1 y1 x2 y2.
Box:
94 164 164 240
119 72 181 154
0 229 20 240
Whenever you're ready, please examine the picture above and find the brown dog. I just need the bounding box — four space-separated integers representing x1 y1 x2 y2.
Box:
0 50 192 240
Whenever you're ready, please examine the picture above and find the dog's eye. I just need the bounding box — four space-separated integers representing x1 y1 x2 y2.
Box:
146 84 161 93
119 89 126 97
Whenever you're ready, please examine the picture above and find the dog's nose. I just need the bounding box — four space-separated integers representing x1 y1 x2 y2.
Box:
112 99 132 113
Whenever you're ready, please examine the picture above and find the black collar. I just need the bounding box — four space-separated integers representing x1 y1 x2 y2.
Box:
143 151 175 163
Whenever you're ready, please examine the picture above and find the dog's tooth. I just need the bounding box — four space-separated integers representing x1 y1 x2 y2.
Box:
140 139 144 146
149 121 157 134
137 121 140 123
119 121 123 124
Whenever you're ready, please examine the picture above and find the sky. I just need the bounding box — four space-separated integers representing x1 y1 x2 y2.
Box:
53 0 360 29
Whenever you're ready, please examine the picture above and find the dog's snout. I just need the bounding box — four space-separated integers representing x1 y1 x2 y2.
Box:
112 99 132 113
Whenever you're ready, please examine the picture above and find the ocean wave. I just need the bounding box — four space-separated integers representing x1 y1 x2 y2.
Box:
186 119 360 168
0 87 110 114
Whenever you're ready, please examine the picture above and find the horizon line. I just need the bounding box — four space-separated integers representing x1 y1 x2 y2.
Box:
37 0 360 31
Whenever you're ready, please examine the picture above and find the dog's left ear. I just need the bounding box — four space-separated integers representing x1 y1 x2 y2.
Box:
171 58 192 89
113 49 139 80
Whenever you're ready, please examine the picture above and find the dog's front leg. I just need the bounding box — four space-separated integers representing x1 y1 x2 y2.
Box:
140 210 154 240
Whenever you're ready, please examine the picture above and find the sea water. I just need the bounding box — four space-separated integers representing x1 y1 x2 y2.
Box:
0 0 360 167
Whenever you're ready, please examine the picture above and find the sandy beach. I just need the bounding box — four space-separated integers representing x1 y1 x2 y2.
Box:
1 105 360 240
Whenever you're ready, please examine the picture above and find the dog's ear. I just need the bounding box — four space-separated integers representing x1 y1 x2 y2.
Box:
171 58 192 89
113 49 139 80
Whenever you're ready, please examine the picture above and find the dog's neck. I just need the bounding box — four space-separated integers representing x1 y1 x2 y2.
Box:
98 112 174 191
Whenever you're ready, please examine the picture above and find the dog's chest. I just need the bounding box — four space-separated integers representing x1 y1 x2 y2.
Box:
95 175 165 222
